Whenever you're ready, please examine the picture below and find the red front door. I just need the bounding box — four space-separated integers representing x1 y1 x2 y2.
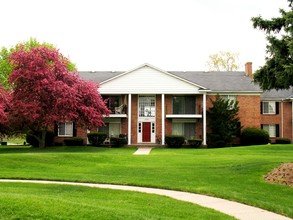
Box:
142 122 151 142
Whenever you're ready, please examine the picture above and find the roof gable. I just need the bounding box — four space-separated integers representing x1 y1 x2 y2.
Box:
99 64 207 94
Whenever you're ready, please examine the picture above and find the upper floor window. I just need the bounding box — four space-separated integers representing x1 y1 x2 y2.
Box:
222 95 236 109
173 96 196 114
139 96 156 117
262 101 279 114
58 122 73 137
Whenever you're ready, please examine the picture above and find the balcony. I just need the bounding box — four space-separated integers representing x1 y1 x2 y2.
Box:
166 114 202 119
168 96 202 119
108 104 127 118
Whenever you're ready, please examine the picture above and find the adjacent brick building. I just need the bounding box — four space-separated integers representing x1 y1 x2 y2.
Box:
55 63 293 145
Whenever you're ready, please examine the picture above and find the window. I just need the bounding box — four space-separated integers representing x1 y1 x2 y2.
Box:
99 123 120 137
58 122 73 137
139 96 156 117
172 123 196 139
262 101 278 114
222 95 236 109
173 96 196 114
262 124 279 138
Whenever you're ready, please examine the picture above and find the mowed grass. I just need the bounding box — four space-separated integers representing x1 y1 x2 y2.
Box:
0 144 292 218
0 182 235 220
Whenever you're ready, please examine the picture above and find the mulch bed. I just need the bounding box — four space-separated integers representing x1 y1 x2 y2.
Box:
265 163 293 187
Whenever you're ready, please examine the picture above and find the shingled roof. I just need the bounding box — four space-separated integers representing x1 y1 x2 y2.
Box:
78 70 262 93
78 71 123 83
261 88 293 100
78 66 292 99
170 71 261 92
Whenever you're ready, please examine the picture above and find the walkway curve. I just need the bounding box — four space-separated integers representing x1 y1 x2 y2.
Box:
0 179 291 220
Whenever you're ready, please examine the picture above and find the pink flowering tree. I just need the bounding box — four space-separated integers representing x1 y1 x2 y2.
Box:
0 86 11 140
8 45 110 148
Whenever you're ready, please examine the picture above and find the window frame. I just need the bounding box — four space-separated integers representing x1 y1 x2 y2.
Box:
222 95 237 110
172 122 196 140
262 124 279 138
262 101 276 114
138 96 156 118
58 122 74 137
172 96 196 114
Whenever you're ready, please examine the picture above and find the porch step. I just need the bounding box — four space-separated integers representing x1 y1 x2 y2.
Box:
133 147 153 155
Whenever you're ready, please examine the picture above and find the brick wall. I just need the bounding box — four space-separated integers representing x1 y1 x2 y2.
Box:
54 126 88 145
283 102 292 140
131 95 138 144
156 95 162 141
237 95 261 128
165 95 172 136
206 94 261 130
261 101 292 141
60 93 293 145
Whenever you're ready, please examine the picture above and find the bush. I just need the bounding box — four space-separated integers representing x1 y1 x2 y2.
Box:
165 135 185 148
241 127 269 145
207 134 228 148
87 132 107 146
64 138 84 146
188 139 202 148
275 138 291 144
110 137 126 147
26 130 55 147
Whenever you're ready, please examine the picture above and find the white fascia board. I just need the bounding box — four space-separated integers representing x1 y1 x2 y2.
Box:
100 63 208 90
103 114 127 118
166 114 202 119
208 91 263 95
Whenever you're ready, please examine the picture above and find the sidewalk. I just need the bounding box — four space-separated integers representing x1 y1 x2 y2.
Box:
133 146 153 155
0 179 291 220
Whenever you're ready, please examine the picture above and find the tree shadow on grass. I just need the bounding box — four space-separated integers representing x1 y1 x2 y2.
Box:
0 145 111 154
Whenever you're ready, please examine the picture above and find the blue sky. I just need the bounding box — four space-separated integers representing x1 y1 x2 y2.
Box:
0 0 290 71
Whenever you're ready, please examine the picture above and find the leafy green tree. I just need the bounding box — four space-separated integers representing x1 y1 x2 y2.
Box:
0 38 75 88
251 0 293 90
206 51 239 71
207 95 241 148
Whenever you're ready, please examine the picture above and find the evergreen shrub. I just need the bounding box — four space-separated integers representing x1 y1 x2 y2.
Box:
165 135 185 148
241 127 269 145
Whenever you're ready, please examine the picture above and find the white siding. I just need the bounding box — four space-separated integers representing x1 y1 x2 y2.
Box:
99 66 201 94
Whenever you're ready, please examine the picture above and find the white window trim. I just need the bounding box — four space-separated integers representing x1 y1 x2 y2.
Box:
262 101 276 114
58 122 74 137
222 95 237 110
262 124 276 138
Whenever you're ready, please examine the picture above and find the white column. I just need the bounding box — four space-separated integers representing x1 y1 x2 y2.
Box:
161 94 165 145
203 93 207 145
128 94 132 145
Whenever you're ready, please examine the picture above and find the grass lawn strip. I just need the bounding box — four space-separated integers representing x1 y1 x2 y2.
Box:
0 179 292 220
0 182 235 220
0 144 292 218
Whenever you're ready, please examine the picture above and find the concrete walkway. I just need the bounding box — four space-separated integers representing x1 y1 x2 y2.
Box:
133 146 153 155
0 179 291 220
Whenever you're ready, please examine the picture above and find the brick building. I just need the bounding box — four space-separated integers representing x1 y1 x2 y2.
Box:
55 63 293 145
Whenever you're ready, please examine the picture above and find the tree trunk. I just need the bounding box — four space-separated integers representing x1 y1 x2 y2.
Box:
39 130 46 149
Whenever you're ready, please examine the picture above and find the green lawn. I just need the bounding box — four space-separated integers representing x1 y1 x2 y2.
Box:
0 144 292 218
0 182 234 220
